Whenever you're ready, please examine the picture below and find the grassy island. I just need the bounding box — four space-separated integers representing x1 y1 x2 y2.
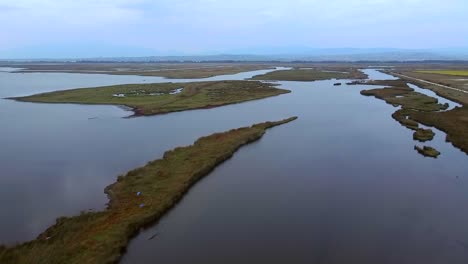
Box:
414 146 441 158
0 117 298 264
12 80 290 116
251 68 367 81
413 128 435 142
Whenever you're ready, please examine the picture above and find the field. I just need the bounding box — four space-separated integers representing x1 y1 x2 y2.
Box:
415 70 468 76
0 117 297 264
12 81 290 116
390 70 468 103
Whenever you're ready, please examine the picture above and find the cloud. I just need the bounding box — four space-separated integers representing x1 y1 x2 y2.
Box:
1 0 467 57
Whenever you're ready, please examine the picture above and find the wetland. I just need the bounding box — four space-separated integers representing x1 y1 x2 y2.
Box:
1 65 468 264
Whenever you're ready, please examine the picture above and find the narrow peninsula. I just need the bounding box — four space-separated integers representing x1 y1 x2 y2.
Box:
0 117 298 264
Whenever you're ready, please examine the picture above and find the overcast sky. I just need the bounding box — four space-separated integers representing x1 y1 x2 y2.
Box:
1 0 467 58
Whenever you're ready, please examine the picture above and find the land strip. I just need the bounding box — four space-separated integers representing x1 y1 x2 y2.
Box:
251 68 367 81
0 117 298 264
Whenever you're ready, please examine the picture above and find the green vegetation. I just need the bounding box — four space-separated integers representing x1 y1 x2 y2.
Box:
392 109 420 130
414 146 441 158
251 68 367 81
360 86 448 112
377 72 468 155
13 81 290 116
362 74 468 155
415 70 468 76
395 70 468 105
413 128 435 142
0 117 298 264
360 80 449 154
408 106 468 154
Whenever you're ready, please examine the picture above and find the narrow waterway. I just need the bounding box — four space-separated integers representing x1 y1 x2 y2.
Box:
408 83 462 110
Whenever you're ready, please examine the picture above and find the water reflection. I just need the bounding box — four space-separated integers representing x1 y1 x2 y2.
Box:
1 69 468 264
121 70 468 264
0 67 281 244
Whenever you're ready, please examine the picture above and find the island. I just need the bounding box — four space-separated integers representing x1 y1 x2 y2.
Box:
12 80 290 116
414 145 441 158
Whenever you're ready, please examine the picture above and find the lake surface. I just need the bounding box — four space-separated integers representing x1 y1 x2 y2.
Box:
0 67 283 244
1 69 468 263
122 71 468 264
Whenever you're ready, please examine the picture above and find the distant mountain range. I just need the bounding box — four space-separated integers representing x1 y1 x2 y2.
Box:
2 48 468 62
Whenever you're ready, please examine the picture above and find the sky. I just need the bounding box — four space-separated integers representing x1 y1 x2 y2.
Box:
1 0 468 58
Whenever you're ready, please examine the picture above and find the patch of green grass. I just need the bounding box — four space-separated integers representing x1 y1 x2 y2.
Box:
413 128 435 142
12 81 290 116
391 109 420 130
385 92 448 112
414 145 441 158
0 117 298 264
251 68 366 81
415 70 468 76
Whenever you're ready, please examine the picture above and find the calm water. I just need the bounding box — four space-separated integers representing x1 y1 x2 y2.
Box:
1 69 468 263
122 71 468 264
0 67 283 244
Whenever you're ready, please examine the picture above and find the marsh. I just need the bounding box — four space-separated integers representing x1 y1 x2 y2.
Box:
1 68 468 263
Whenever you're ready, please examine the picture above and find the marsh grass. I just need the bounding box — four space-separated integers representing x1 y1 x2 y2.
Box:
359 81 456 156
408 107 468 154
413 128 435 142
414 146 441 158
251 68 366 81
12 81 290 116
0 117 297 264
